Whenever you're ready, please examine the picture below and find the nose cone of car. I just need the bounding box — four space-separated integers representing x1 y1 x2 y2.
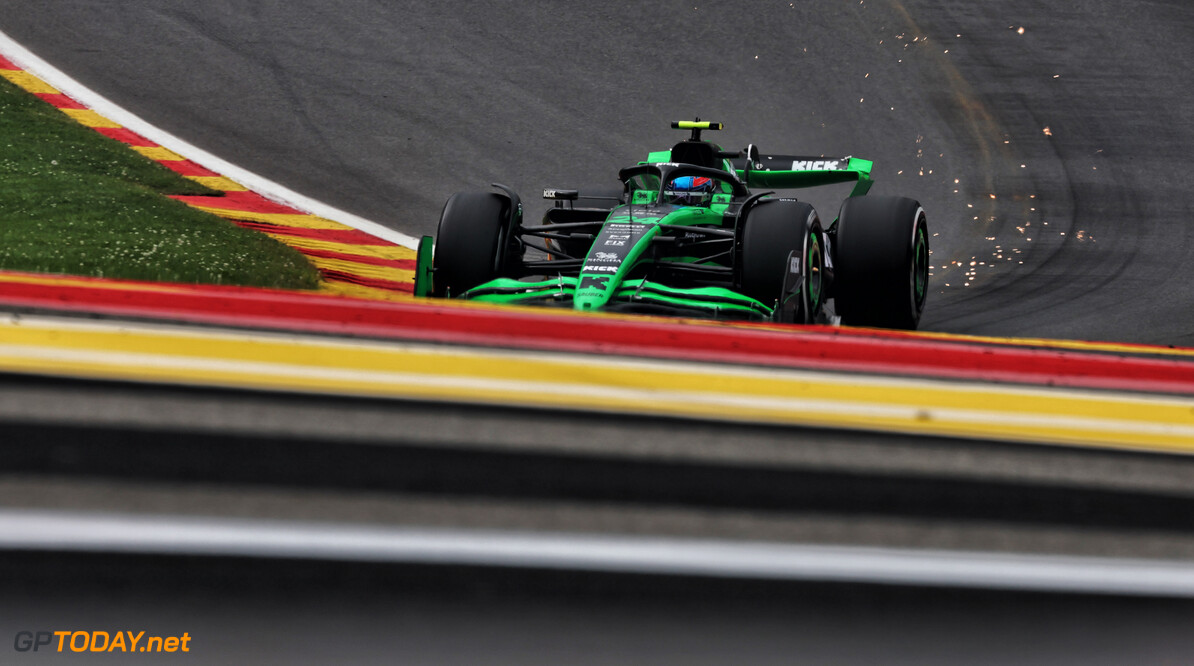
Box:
574 280 614 311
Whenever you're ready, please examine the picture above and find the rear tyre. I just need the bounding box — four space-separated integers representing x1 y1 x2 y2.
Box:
740 200 824 323
433 192 511 296
833 195 929 329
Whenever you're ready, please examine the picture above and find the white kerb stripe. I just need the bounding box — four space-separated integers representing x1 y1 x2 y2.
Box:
0 29 418 249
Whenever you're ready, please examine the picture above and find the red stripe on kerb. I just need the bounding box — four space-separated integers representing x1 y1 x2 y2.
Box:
171 191 304 215
300 248 415 270
319 271 414 293
0 272 1192 395
159 160 219 177
35 93 87 109
93 127 158 146
0 55 17 69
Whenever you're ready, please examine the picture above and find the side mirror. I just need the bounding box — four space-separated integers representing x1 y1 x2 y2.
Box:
543 188 579 201
543 188 579 209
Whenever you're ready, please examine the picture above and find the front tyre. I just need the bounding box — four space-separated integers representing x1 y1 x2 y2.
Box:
834 196 929 329
740 200 824 323
433 192 511 296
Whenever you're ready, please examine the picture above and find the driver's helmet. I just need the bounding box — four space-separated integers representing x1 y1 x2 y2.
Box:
665 176 716 206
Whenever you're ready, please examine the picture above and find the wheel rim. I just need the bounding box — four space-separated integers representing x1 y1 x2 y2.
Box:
807 232 823 315
912 220 928 308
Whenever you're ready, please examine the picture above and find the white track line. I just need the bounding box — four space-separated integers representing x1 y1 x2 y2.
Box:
0 29 418 249
3 509 1194 597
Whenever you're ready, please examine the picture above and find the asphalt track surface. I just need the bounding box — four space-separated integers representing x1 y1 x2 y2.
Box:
3 0 1192 345
2 1 1194 662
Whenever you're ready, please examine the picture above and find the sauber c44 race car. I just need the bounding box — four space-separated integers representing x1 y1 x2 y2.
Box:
413 120 930 329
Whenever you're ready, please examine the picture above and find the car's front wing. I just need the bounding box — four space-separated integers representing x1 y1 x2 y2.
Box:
460 277 774 320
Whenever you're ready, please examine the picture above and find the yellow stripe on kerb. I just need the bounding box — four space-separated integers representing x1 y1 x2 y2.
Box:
187 206 352 230
0 317 1191 454
60 109 121 128
268 234 417 262
185 176 248 192
133 146 184 161
306 256 415 284
0 69 59 94
316 281 415 301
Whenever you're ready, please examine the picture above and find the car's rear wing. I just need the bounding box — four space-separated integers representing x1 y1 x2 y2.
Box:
730 154 874 197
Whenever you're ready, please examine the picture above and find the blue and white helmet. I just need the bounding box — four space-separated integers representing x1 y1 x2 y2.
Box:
665 176 716 205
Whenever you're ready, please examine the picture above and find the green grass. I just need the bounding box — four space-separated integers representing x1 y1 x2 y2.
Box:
0 76 321 289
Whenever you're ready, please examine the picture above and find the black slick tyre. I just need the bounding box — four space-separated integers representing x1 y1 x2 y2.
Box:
740 200 823 322
833 195 929 329
433 191 509 297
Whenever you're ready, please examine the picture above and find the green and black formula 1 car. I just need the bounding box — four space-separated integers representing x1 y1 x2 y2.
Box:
414 120 929 329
